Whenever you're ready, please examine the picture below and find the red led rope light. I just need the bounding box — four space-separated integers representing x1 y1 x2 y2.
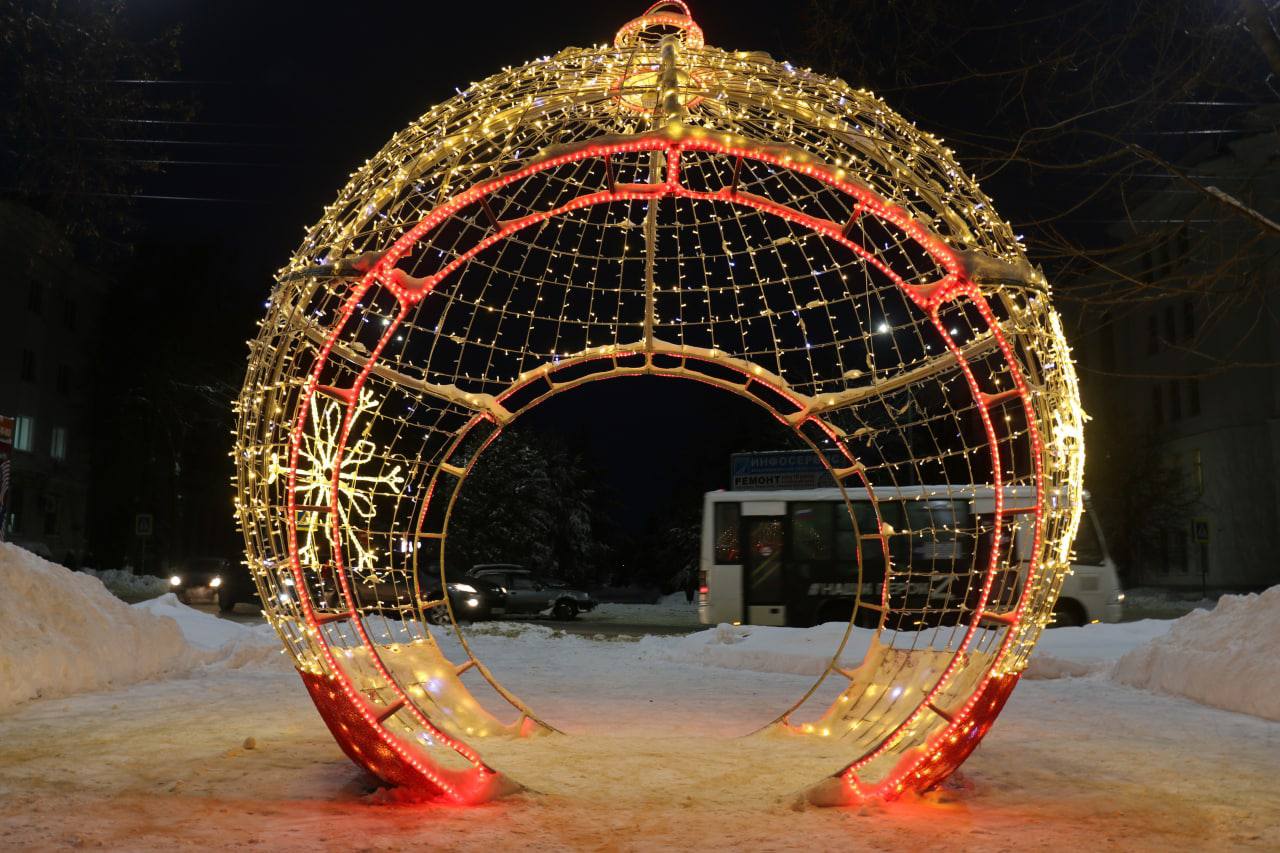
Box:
283 130 1045 802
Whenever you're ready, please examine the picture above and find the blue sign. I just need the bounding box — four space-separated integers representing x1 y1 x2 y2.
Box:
730 450 843 491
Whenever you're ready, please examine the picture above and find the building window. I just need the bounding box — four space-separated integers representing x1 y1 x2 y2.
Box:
50 427 67 461
1191 449 1203 495
20 349 36 383
13 416 34 452
1164 305 1177 344
1152 384 1163 425
1147 314 1159 355
56 364 70 395
28 281 43 314
1168 378 1181 420
63 298 77 330
1186 378 1200 416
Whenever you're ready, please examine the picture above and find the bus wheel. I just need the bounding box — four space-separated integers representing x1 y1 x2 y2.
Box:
1051 598 1087 628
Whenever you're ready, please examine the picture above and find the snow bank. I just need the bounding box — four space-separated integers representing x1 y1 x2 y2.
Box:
135 594 284 669
0 544 282 713
659 622 875 676
1112 586 1280 721
1122 587 1216 614
1023 619 1172 679
659 618 1179 682
0 542 195 711
582 591 699 626
82 567 170 600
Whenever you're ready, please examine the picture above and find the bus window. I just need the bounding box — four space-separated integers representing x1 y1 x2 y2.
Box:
904 499 970 560
713 502 741 563
745 517 785 604
835 504 857 561
1073 511 1105 565
791 502 832 560
836 501 904 563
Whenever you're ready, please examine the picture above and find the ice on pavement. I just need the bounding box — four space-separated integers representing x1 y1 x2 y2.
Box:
0 543 281 712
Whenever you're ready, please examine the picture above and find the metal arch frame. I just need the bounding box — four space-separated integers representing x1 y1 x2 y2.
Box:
414 343 884 738
278 124 1050 804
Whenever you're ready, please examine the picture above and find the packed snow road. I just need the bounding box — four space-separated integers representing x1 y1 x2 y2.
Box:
198 601 702 638
2 544 1278 850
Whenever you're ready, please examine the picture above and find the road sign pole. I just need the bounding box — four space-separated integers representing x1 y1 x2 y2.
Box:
1200 542 1209 599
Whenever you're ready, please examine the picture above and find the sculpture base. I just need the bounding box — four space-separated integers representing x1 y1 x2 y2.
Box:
298 669 521 804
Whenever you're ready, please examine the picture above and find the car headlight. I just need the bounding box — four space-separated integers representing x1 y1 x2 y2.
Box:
210 576 223 588
169 575 182 587
465 597 480 608
451 583 477 593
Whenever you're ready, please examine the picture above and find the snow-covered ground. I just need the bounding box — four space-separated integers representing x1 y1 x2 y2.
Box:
2 542 1278 850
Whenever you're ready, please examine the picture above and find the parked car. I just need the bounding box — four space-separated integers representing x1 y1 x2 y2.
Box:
467 564 596 620
169 556 234 604
319 567 507 624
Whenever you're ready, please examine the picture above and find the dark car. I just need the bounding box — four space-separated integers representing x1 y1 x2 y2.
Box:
467 564 596 620
216 563 262 613
168 556 235 605
425 572 508 624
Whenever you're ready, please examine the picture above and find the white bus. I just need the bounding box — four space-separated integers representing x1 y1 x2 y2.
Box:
698 485 1123 629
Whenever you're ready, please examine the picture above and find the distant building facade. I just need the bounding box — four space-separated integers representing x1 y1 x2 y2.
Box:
0 201 104 564
1069 111 1280 590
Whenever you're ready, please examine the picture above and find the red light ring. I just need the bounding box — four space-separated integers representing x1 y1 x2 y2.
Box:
285 132 1046 802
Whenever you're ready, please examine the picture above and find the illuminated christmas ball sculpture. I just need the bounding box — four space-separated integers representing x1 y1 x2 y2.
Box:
233 3 1084 805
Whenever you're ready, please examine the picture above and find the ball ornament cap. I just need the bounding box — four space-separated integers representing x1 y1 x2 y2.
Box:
234 2 1085 805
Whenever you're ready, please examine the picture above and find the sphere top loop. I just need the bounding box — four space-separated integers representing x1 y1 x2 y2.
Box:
615 1 705 50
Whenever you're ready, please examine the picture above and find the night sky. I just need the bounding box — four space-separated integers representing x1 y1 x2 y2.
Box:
115 1 821 526
95 1 1261 530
